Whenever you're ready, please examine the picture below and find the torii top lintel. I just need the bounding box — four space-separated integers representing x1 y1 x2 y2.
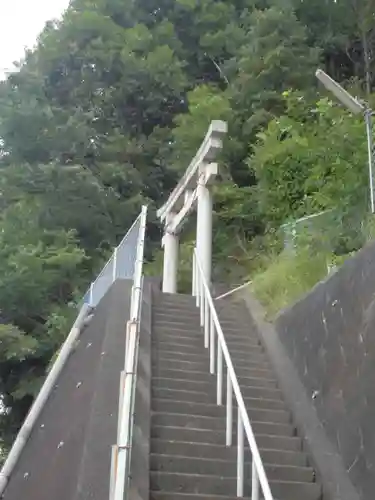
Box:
157 120 228 225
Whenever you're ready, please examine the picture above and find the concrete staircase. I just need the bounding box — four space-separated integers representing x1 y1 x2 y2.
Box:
150 292 322 500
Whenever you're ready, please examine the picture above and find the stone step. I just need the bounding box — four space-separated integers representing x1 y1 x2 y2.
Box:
153 306 251 323
150 471 241 497
153 340 265 356
152 386 286 410
153 321 253 337
153 310 252 327
151 493 249 500
150 471 321 499
151 426 302 451
155 294 196 306
153 310 200 322
153 311 254 329
151 413 295 437
151 346 269 368
152 387 217 405
152 346 266 364
150 454 315 483
152 386 285 408
151 439 308 467
152 331 261 350
152 333 260 349
152 399 291 424
152 376 277 394
151 367 277 385
151 356 270 374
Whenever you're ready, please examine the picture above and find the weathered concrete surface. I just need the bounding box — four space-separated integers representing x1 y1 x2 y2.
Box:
244 293 359 500
3 280 133 500
275 240 375 500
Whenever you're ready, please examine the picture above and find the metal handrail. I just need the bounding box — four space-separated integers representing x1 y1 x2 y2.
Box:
192 249 273 500
112 205 148 500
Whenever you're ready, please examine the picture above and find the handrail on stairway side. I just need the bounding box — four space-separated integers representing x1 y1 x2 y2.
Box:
192 249 274 500
112 205 148 500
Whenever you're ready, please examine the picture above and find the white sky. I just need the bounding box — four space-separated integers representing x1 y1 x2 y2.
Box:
0 0 70 79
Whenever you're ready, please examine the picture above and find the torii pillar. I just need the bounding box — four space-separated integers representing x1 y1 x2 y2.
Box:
162 214 179 293
196 163 218 286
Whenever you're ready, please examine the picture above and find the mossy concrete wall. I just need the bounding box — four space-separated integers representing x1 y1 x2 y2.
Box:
276 240 375 500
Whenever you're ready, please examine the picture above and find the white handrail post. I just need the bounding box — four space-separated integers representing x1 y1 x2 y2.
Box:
237 410 244 497
204 296 209 348
217 344 223 405
210 314 215 374
200 278 204 326
109 445 117 500
195 253 200 307
252 461 260 500
114 320 138 500
113 247 118 282
89 282 94 306
192 253 196 297
226 371 232 446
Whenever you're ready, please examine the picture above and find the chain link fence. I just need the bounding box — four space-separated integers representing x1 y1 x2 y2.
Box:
81 213 142 307
281 206 372 257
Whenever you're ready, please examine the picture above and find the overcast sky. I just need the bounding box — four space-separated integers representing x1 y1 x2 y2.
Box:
0 0 70 79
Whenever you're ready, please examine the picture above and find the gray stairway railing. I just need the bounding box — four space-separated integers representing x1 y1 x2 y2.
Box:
193 249 274 500
111 206 148 500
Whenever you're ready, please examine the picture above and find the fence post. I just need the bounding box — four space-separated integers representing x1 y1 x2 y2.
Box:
89 282 94 306
226 372 232 446
237 410 244 497
113 247 118 282
217 344 223 405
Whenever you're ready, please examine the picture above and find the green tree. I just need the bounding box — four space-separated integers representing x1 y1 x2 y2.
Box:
251 91 368 228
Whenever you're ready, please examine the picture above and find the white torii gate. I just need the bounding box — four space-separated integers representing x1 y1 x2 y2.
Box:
157 120 228 293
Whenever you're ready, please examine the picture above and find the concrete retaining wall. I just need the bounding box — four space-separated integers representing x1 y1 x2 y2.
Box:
275 241 375 500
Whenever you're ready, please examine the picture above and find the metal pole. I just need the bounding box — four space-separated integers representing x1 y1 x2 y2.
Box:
200 278 204 326
209 313 215 374
192 252 196 297
204 296 209 348
112 247 118 282
365 109 375 214
217 343 223 405
226 371 233 446
251 460 260 500
89 282 94 306
237 410 244 497
195 254 200 308
114 321 137 500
